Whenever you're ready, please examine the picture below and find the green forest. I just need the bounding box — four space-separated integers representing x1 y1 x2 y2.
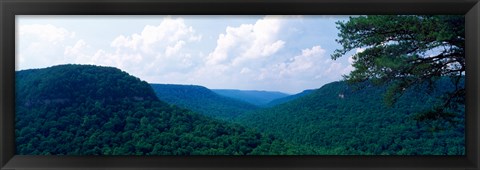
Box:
235 79 465 155
15 15 465 155
16 65 319 155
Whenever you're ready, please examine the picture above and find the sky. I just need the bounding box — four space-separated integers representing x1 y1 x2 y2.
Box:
16 15 362 94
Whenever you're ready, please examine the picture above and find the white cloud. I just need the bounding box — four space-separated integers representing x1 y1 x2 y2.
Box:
64 40 87 57
165 41 186 57
240 45 357 92
240 67 252 74
111 35 141 50
19 24 75 44
261 45 326 80
187 44 346 93
341 47 364 75
72 16 329 93
17 16 351 94
326 62 344 75
110 17 201 54
17 24 77 70
64 17 204 80
206 16 286 66
290 46 325 72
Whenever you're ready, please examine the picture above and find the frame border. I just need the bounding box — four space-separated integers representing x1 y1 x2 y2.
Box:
1 0 479 169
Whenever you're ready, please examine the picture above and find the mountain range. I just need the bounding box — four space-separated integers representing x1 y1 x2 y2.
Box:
15 64 465 155
15 64 314 155
212 89 289 106
235 80 465 155
150 84 258 120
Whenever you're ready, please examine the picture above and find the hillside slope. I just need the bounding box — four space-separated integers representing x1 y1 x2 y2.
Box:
15 64 311 155
266 89 315 107
150 84 259 120
235 80 465 155
212 89 289 106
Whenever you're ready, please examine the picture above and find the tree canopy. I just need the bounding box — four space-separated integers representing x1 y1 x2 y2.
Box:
15 64 315 155
332 15 465 122
235 80 464 155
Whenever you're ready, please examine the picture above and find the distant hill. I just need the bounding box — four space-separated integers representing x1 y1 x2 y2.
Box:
15 64 313 155
150 84 259 120
266 89 315 107
235 79 465 155
212 89 289 106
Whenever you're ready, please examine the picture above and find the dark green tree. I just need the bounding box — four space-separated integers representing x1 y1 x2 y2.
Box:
16 64 315 155
332 15 465 122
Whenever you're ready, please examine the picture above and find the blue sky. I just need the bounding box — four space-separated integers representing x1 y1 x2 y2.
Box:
17 15 362 94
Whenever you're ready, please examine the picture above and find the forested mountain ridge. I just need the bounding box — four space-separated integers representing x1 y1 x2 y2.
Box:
150 84 259 120
266 89 315 107
15 64 313 155
212 89 289 106
16 64 158 107
235 79 465 155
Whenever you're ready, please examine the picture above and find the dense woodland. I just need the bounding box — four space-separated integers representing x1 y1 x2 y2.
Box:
16 65 316 155
235 79 465 155
15 15 465 155
15 64 465 155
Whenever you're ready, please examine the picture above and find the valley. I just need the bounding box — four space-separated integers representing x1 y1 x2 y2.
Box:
15 64 465 155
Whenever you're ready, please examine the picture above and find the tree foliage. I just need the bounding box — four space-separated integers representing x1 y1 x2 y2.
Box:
235 80 464 155
332 15 465 122
15 64 313 155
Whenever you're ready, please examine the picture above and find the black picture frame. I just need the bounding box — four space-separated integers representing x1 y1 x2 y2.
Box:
1 0 479 169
